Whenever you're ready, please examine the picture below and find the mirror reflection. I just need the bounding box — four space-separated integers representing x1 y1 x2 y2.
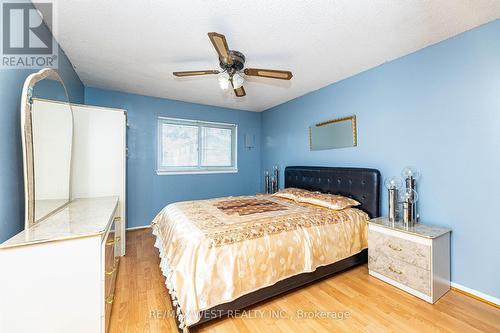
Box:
31 77 73 221
309 116 357 151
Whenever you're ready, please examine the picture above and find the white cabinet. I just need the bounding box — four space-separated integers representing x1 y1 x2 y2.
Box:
368 217 451 303
71 103 127 256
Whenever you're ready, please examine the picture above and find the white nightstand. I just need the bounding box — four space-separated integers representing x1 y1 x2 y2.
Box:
368 217 451 303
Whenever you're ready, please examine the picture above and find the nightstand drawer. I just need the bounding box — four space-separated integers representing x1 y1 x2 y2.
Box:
369 229 430 270
369 253 430 296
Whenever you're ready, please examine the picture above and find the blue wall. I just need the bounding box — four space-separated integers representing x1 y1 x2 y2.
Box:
85 88 262 229
261 20 500 297
0 22 84 242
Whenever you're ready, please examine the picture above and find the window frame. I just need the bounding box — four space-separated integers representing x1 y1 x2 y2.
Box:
157 116 238 175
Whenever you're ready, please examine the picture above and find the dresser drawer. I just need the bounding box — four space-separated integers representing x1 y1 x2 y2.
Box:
369 252 430 296
369 229 430 270
104 293 114 332
105 258 119 298
103 217 122 333
104 230 116 278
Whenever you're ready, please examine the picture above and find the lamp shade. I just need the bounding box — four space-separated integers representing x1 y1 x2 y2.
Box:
232 73 244 89
399 188 418 203
384 177 403 189
218 72 230 90
401 166 421 180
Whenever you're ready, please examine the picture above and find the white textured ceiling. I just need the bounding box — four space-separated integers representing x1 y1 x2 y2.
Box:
43 1 500 111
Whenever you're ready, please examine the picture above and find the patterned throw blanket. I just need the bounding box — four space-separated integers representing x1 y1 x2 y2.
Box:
215 198 288 215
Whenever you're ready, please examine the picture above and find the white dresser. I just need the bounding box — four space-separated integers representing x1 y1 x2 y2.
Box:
2 69 128 333
368 217 451 303
0 197 122 333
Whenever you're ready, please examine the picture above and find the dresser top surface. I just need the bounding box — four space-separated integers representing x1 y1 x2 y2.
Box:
369 217 451 239
0 196 118 249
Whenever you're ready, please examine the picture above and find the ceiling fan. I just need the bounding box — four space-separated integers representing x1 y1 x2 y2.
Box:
173 32 293 97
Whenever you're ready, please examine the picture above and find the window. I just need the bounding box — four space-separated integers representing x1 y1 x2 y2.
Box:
157 117 237 174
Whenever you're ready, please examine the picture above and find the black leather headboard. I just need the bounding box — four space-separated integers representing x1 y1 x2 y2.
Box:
284 166 381 218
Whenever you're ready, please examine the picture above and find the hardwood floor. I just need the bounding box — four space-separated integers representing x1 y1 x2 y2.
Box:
109 229 500 333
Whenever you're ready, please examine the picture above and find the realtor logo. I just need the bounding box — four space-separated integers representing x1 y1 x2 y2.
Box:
1 1 58 69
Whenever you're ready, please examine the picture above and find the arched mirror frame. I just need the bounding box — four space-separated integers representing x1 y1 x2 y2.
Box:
21 68 74 229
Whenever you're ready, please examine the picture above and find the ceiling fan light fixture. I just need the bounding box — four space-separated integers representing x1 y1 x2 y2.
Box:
218 72 230 90
231 73 245 89
172 32 293 97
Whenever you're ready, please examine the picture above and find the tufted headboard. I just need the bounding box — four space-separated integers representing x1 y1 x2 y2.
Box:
284 166 381 218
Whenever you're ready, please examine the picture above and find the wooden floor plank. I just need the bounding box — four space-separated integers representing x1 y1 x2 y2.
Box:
109 229 500 333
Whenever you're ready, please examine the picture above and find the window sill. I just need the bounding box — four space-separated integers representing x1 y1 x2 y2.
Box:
156 169 238 176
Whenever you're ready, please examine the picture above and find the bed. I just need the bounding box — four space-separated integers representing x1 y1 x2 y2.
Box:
152 166 380 332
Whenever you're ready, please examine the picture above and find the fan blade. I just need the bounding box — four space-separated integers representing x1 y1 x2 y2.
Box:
230 77 246 97
234 86 246 97
244 68 293 80
173 70 220 77
208 32 232 65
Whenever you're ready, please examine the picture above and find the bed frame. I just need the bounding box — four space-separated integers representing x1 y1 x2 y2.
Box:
183 166 381 331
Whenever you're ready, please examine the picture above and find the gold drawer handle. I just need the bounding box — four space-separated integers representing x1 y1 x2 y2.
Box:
106 236 121 246
388 266 403 275
388 244 402 252
113 216 121 222
105 258 120 275
106 295 114 304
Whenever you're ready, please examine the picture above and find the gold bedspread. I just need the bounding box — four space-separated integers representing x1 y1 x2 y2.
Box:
152 195 369 328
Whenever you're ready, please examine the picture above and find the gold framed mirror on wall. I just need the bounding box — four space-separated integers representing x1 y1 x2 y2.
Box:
309 115 357 151
20 68 74 229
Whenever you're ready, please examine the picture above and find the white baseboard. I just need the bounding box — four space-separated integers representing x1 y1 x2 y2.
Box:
451 282 500 306
126 225 152 231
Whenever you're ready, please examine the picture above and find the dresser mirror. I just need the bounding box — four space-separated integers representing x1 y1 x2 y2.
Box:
309 115 357 150
21 68 74 228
